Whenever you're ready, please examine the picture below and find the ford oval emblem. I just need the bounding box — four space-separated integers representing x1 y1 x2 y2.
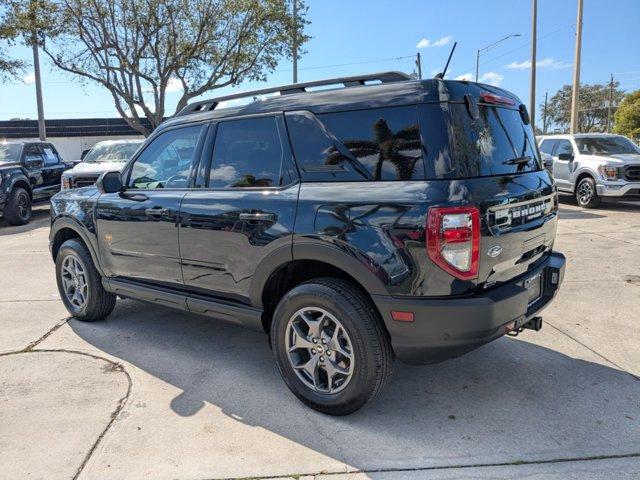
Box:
487 245 503 258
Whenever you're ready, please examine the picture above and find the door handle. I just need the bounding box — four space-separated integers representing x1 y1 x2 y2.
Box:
239 212 275 222
145 207 170 217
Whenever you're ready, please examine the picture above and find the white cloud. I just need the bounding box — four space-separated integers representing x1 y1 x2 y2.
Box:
479 71 504 86
455 72 474 81
454 71 504 86
416 35 453 49
506 58 572 70
23 73 35 85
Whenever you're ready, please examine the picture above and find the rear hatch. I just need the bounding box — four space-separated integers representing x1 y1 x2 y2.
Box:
420 83 558 293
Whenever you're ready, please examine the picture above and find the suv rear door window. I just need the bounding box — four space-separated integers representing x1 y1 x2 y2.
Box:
208 116 286 188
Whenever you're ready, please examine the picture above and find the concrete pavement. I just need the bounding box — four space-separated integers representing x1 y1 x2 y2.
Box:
1 199 639 479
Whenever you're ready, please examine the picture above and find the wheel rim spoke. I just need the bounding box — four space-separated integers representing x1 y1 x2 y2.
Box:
61 255 88 309
285 306 355 394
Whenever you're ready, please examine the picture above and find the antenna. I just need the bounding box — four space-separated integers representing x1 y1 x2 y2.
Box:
434 42 457 79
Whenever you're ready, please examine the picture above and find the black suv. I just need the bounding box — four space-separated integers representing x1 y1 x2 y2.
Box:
50 73 565 415
1 141 68 225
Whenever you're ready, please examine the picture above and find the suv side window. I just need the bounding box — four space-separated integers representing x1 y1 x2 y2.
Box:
539 139 557 155
128 125 204 189
41 144 60 165
319 106 425 181
208 116 286 188
24 144 44 164
555 139 574 157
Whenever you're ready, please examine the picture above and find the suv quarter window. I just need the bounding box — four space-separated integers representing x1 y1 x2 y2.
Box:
207 115 290 188
127 124 205 189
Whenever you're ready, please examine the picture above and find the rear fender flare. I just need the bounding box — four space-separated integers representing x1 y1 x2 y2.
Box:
50 217 105 277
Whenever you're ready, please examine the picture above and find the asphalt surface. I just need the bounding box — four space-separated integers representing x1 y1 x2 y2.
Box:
1 197 639 480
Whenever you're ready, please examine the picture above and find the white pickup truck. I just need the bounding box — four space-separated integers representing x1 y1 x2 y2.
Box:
538 134 640 208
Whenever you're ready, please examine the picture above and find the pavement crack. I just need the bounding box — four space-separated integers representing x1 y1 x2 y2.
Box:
0 348 133 480
23 317 71 352
545 321 640 382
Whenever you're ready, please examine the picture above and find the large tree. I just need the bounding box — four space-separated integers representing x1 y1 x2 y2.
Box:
4 0 307 136
614 90 640 141
540 82 625 134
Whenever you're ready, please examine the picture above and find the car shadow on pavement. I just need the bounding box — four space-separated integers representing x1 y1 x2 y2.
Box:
0 206 50 236
69 299 640 469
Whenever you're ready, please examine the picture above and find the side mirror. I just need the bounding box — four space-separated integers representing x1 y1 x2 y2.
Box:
24 156 43 168
557 152 574 161
96 171 123 194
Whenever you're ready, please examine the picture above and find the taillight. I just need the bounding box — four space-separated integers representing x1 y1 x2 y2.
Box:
427 206 480 280
480 92 515 106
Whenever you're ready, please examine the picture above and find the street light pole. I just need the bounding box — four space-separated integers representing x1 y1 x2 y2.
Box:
32 31 46 141
570 0 584 134
475 34 522 82
292 0 298 83
529 0 537 130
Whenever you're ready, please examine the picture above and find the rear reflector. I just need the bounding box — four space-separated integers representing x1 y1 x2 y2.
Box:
427 206 480 280
391 311 414 322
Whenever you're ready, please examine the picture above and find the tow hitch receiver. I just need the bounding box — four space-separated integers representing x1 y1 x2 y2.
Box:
506 317 543 337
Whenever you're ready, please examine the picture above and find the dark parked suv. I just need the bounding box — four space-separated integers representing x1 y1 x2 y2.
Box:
49 72 565 415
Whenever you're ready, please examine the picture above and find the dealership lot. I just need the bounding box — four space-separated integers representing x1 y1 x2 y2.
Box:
1 199 639 479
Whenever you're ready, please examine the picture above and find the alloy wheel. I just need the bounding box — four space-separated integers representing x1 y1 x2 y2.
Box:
61 255 88 309
577 181 593 206
285 307 355 394
17 192 30 219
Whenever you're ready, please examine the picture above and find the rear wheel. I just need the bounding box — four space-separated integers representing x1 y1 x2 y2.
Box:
271 278 393 415
55 239 116 321
575 176 599 208
4 187 32 226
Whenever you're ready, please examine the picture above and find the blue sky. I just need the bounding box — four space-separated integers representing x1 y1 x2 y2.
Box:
1 0 639 125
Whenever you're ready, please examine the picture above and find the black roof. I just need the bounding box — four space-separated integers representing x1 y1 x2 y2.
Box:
0 117 149 139
160 75 523 133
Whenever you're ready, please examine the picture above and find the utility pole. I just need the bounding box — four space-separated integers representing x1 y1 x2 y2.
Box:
529 0 537 131
570 0 584 134
416 52 422 79
542 90 548 134
606 74 614 132
292 0 298 83
32 31 46 141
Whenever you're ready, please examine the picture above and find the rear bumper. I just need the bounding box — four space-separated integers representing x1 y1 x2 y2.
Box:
372 252 566 365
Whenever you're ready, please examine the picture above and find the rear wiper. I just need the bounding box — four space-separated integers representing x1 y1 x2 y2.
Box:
502 156 533 165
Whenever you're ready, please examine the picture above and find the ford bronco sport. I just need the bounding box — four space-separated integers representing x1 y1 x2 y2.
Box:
50 72 565 415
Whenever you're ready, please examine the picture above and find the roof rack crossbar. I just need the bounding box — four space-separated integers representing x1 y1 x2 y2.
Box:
176 71 411 116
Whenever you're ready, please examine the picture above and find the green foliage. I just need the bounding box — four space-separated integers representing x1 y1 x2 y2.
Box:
540 82 625 133
614 90 640 141
1 0 308 135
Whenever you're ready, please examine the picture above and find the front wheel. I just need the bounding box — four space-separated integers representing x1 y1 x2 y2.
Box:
575 177 600 208
55 239 116 321
4 187 32 226
271 278 393 415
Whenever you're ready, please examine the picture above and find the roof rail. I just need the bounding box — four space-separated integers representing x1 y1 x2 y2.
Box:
176 71 412 117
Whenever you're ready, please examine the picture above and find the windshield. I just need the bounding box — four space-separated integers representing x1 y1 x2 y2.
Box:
84 142 141 163
0 144 22 164
575 136 640 156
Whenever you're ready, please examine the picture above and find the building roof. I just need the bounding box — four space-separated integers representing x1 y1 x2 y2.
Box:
0 117 150 139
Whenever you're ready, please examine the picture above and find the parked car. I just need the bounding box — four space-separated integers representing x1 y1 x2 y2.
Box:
0 141 70 225
49 72 565 415
538 133 640 208
61 139 143 189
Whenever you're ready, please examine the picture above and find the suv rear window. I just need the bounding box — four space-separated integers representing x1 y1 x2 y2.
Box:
419 103 541 179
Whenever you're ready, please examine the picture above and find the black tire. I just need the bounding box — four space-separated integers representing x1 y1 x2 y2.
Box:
575 176 600 208
55 239 116 321
3 187 32 226
271 278 393 415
